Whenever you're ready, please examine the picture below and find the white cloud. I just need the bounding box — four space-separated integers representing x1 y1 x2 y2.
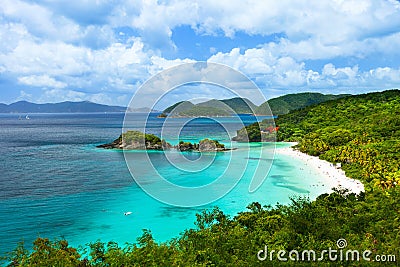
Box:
208 45 400 94
130 1 198 46
1 0 81 42
38 88 86 103
1 1 400 106
366 67 400 85
18 75 67 89
208 47 308 88
17 90 33 102
113 0 400 61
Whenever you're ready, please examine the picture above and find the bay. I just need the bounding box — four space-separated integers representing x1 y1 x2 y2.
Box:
0 113 330 255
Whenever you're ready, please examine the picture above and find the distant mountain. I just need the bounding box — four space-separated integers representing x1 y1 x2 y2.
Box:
175 106 230 117
221 97 258 113
128 107 161 113
162 97 257 117
0 103 8 113
157 93 352 118
0 101 128 113
164 101 195 115
196 99 230 111
256 92 351 115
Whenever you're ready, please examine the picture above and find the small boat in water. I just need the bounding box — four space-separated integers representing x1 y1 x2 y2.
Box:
124 211 132 216
25 115 30 120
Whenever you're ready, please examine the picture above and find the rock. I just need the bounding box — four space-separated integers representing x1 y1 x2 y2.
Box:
97 131 232 152
199 139 217 151
177 141 198 151
198 139 229 152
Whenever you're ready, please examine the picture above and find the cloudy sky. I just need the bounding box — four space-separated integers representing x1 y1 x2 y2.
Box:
1 0 400 107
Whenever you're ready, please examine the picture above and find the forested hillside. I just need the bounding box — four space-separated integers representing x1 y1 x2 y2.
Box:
256 92 350 115
161 97 257 117
160 93 349 117
276 89 400 190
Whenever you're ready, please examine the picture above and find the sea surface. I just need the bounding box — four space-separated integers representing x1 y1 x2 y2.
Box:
0 113 332 256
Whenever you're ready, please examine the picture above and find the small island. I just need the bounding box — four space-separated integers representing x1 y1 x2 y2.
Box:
97 130 232 152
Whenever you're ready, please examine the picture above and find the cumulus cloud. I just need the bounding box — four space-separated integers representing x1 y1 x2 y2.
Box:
1 1 400 105
1 0 81 42
18 75 67 88
209 45 400 95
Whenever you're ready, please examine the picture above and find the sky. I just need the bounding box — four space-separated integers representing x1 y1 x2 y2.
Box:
1 0 400 108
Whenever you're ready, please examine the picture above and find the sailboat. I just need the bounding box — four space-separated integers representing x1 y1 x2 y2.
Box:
25 115 30 120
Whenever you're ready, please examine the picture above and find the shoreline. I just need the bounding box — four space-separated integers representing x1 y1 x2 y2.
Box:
275 142 364 195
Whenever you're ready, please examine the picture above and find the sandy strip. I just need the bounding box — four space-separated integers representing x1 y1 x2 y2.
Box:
275 143 364 195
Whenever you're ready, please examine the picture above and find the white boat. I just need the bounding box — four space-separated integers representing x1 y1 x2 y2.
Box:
25 115 30 120
124 211 132 216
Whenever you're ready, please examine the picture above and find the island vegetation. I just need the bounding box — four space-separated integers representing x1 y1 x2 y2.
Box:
3 90 400 266
178 139 227 152
97 130 231 152
96 130 169 150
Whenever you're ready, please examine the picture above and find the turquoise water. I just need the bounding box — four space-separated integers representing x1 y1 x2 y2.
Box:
0 113 331 256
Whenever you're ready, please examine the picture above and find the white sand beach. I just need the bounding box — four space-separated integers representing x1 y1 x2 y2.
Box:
275 143 364 195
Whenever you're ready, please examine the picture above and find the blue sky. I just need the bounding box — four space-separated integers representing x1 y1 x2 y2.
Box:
1 0 400 108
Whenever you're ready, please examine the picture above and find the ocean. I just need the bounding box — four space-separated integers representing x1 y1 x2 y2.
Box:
0 113 331 255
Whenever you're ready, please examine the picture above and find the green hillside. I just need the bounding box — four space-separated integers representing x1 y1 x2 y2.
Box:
176 106 230 117
220 97 257 113
195 99 233 112
236 89 400 188
256 92 350 115
275 89 400 189
162 97 257 117
162 93 349 117
163 100 194 114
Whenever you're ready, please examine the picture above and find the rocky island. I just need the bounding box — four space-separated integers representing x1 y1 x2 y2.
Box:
97 130 232 152
177 138 229 152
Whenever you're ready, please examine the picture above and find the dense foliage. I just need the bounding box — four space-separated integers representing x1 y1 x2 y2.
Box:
256 92 350 115
178 139 226 151
163 101 194 114
122 130 163 147
275 90 400 191
195 98 253 114
219 97 257 114
232 119 276 142
176 106 230 117
4 90 400 266
96 130 169 150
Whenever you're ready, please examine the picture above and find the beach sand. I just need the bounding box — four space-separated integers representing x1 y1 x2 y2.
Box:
275 143 364 195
